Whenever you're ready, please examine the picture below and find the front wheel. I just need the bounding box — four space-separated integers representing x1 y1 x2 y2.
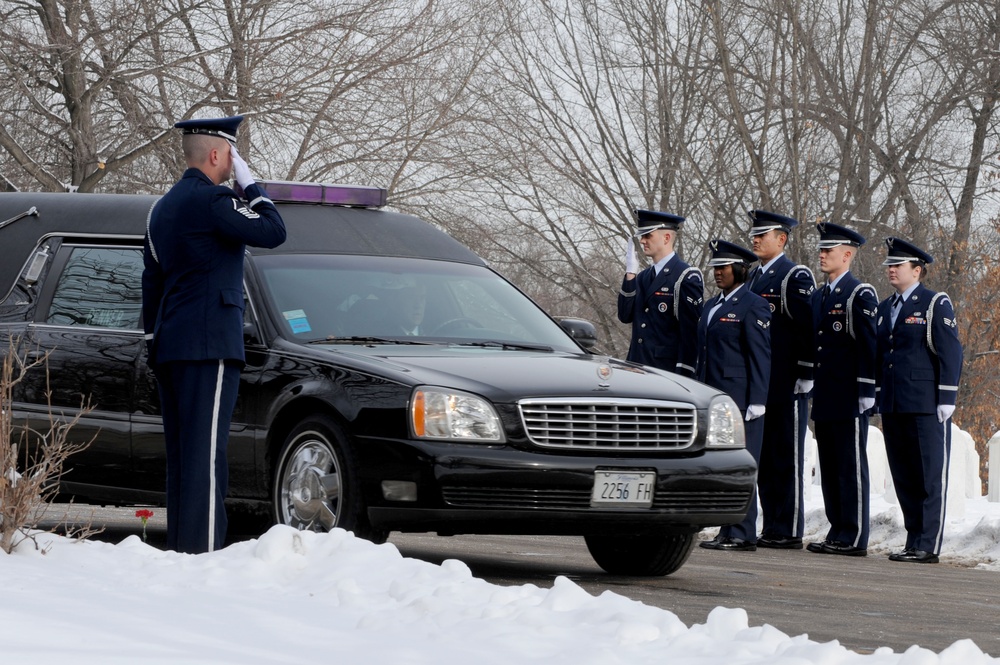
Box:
271 415 387 543
584 532 695 576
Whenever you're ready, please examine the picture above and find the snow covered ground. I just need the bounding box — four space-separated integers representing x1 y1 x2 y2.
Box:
1 425 998 664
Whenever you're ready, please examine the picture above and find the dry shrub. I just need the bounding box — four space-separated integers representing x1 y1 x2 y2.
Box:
0 336 100 553
952 242 1000 494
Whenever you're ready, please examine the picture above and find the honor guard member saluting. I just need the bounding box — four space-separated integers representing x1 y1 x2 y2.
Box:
745 210 816 549
618 209 704 377
876 238 963 564
696 240 771 552
807 223 878 557
142 115 287 554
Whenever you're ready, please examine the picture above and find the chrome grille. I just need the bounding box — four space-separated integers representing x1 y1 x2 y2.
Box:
518 399 697 450
441 486 750 512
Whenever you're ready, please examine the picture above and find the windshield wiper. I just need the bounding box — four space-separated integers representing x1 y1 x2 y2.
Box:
453 340 553 352
308 336 430 345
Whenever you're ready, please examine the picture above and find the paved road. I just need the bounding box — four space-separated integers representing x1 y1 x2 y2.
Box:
388 533 998 655
49 508 998 655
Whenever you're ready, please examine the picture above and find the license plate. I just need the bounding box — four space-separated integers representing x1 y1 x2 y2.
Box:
591 470 655 508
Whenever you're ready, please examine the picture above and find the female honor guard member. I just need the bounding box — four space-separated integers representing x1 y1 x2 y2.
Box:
807 223 878 557
876 238 963 564
142 115 287 554
618 209 704 378
696 240 771 551
746 210 816 550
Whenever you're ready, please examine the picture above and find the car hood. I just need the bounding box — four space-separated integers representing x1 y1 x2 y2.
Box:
299 343 720 406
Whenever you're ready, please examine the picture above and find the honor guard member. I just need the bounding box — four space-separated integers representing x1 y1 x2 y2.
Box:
696 240 771 552
876 238 963 564
807 223 878 556
745 210 816 549
618 209 704 377
142 115 287 554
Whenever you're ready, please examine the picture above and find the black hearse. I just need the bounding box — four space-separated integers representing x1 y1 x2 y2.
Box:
0 183 755 575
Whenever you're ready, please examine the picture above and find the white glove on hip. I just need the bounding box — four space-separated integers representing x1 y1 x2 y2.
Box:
230 145 255 189
624 237 639 274
858 397 875 414
794 379 814 395
936 404 955 423
745 404 766 421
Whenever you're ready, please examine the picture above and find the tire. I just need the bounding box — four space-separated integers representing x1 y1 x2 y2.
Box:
584 532 696 576
271 415 387 544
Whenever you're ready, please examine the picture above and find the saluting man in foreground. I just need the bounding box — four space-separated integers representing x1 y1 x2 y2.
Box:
807 223 878 557
142 115 287 554
618 209 704 378
696 240 771 552
875 238 963 564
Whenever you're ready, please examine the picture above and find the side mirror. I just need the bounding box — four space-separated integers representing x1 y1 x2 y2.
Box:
555 317 599 351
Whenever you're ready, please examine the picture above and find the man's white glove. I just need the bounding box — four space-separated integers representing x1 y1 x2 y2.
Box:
859 397 875 414
936 404 955 423
624 237 639 275
230 145 255 189
745 404 766 421
794 379 814 395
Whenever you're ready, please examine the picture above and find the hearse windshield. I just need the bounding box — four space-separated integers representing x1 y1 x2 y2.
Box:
254 254 582 353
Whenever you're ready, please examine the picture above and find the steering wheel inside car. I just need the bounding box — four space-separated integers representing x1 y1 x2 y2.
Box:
430 317 482 335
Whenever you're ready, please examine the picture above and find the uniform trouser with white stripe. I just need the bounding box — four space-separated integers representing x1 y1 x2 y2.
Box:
719 412 764 543
157 359 241 554
814 414 870 549
882 413 951 554
757 395 809 538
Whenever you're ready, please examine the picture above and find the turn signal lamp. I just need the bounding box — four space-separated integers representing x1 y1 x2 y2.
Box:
247 180 388 208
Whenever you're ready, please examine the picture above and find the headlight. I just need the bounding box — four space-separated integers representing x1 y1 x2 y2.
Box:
705 395 746 449
410 387 504 442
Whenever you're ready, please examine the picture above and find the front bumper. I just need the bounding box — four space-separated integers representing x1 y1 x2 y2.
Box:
357 438 757 536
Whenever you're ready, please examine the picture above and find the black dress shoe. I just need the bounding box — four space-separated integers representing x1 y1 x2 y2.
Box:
757 535 803 550
806 541 828 553
820 540 867 557
699 536 756 552
889 549 939 564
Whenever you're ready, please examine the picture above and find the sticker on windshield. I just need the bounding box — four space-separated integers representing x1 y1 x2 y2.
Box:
283 309 312 334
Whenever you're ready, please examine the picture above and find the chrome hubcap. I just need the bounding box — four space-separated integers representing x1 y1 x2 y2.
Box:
279 437 341 531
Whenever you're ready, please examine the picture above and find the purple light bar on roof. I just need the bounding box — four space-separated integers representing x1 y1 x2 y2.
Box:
255 180 388 207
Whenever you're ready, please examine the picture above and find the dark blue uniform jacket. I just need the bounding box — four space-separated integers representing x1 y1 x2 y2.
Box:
876 284 962 413
617 254 703 376
696 286 771 411
142 169 287 365
810 272 878 421
748 255 815 403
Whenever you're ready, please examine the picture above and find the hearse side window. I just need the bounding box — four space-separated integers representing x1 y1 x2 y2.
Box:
46 246 144 330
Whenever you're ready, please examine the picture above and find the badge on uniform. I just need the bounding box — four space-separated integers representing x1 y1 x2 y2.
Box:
832 321 843 332
658 302 668 313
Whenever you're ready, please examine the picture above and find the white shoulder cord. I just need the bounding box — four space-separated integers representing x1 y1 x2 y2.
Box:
145 198 162 264
845 283 877 339
780 265 816 318
674 266 703 319
926 292 949 355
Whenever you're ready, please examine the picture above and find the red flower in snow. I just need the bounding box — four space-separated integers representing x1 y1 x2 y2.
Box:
135 509 154 542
